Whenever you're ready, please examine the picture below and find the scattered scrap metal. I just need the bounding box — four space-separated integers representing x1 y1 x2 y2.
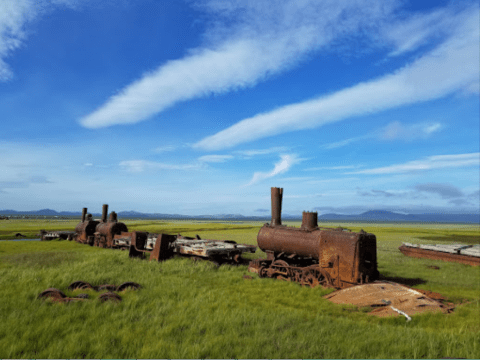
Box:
247 187 379 289
324 281 455 319
38 281 141 304
39 230 75 241
399 242 480 266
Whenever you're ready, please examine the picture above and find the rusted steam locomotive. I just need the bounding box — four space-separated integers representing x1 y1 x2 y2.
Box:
248 187 379 289
74 204 128 248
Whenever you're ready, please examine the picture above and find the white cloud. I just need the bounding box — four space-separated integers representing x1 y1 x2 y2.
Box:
79 0 398 128
0 0 96 81
193 7 478 150
234 146 288 157
351 153 479 175
153 145 177 153
245 154 299 186
119 160 202 173
197 154 233 163
323 121 443 149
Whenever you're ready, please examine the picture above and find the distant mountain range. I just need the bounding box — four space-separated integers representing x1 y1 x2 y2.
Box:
0 208 478 223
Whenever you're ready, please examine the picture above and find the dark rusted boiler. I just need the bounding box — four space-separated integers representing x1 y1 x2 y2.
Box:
249 187 379 289
74 207 99 245
74 205 128 248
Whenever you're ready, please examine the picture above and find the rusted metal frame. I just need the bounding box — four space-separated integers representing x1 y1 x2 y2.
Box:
399 245 480 266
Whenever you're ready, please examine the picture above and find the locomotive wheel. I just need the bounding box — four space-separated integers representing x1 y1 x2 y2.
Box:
38 288 66 300
98 292 122 303
301 267 327 288
68 281 94 291
258 265 268 278
97 284 117 291
271 260 290 277
116 282 141 292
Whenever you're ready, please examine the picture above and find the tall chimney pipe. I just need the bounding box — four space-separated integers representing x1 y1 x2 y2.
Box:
109 211 117 222
271 187 283 226
81 208 87 222
301 211 318 230
102 204 108 223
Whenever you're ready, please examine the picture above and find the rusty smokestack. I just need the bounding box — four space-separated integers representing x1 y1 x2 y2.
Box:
109 211 117 222
102 204 108 223
81 208 87 222
271 187 283 226
301 211 318 230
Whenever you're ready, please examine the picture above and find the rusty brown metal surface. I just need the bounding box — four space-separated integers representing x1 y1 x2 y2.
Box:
399 244 480 266
81 207 87 222
68 281 94 291
98 292 122 303
150 233 176 261
271 187 283 226
324 282 453 318
301 211 318 230
116 282 141 291
38 288 66 300
101 204 108 223
251 187 379 289
94 221 128 248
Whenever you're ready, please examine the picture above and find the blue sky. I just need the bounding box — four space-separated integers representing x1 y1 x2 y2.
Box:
0 0 479 216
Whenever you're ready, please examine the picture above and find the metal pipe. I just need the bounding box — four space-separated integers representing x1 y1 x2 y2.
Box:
81 208 87 222
271 187 283 226
102 204 108 223
109 211 117 222
301 211 318 230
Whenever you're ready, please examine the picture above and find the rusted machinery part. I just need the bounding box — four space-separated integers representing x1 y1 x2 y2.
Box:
258 265 268 278
116 282 141 292
76 293 89 299
233 253 242 263
300 266 330 288
98 292 122 303
38 288 67 300
268 260 290 279
97 284 117 292
68 281 94 291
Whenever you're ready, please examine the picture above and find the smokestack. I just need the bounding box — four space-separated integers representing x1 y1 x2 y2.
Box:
301 211 318 230
109 211 117 222
81 208 87 222
271 187 283 226
102 204 108 223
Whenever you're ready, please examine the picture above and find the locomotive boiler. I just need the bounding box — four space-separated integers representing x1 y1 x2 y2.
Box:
248 187 379 289
74 204 128 248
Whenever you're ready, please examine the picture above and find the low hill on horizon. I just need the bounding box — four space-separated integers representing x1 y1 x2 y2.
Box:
0 208 478 224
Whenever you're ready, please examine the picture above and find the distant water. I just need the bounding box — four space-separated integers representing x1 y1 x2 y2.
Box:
1 238 41 241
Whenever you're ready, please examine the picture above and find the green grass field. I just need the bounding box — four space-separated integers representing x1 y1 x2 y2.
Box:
0 219 479 359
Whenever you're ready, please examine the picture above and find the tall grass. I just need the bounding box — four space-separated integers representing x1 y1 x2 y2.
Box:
0 220 479 358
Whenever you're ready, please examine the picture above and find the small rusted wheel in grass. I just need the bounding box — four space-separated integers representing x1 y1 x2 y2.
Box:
258 265 268 278
76 293 89 299
116 282 141 292
97 284 117 291
98 292 122 303
301 267 327 288
68 281 93 291
38 288 66 300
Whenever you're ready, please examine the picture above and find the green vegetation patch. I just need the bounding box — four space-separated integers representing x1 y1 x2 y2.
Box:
0 220 479 358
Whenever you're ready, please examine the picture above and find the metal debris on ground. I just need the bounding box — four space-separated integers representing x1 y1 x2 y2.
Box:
324 281 454 318
39 230 75 241
399 243 480 266
98 292 122 303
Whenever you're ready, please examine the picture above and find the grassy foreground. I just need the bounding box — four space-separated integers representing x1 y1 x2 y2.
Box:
0 220 479 359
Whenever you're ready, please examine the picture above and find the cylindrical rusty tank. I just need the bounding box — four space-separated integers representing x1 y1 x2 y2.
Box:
94 208 128 248
74 208 99 245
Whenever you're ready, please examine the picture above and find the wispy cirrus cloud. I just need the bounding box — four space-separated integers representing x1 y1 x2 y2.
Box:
193 5 478 150
234 146 288 158
323 121 443 149
350 153 479 175
245 154 300 186
0 0 105 81
78 0 398 129
198 154 234 163
119 160 202 173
